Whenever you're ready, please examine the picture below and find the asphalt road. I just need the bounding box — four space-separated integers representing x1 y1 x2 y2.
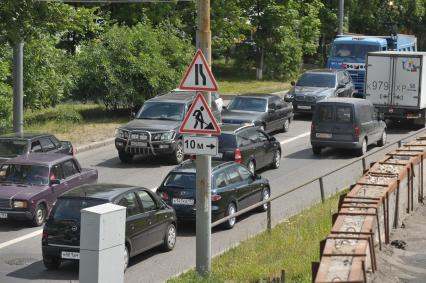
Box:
0 115 423 283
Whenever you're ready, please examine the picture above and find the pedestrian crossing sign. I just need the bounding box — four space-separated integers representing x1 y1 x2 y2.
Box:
180 93 221 135
179 50 218 91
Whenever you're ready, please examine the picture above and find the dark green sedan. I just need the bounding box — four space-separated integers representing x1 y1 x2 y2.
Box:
156 160 271 229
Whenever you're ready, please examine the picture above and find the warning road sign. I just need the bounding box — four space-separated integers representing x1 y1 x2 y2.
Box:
180 93 221 135
179 50 218 91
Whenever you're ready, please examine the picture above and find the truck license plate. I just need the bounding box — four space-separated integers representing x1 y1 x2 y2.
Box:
61 251 80 260
172 198 194 206
316 133 332 139
298 105 311 110
132 141 147 147
0 213 7 219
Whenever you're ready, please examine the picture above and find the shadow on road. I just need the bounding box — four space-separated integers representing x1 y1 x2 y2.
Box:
95 155 176 169
0 220 37 232
6 260 78 281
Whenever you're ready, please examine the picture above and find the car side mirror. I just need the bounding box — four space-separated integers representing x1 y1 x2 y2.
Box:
50 179 61 186
291 81 296 86
269 136 276 142
252 174 261 180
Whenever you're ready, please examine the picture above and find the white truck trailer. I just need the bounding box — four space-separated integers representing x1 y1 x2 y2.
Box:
365 51 426 125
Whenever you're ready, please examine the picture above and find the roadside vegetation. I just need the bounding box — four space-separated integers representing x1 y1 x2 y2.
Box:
169 192 345 283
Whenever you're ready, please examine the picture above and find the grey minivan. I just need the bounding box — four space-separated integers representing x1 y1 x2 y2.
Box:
310 98 386 156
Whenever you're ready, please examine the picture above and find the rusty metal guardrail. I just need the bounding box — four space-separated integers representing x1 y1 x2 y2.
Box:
211 127 426 229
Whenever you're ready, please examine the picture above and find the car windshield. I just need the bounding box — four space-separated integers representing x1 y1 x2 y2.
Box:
163 173 196 190
297 73 336 88
137 102 185 121
0 164 49 185
0 139 27 156
227 97 267 112
331 43 380 59
51 198 107 222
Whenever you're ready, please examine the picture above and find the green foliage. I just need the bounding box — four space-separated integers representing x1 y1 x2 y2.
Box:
24 104 83 126
0 45 12 132
74 22 193 110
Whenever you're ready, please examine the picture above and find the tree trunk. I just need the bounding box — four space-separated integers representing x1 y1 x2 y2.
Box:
256 47 264 80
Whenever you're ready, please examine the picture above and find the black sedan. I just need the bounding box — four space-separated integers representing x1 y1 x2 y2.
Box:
42 184 177 271
157 161 271 229
0 133 73 164
222 94 293 133
215 124 281 173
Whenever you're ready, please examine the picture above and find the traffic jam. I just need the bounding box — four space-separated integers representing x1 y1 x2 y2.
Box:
0 33 425 279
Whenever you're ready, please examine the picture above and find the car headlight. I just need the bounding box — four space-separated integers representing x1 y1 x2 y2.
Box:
115 128 129 139
285 94 294 101
316 95 327 101
13 200 28 208
152 131 175 141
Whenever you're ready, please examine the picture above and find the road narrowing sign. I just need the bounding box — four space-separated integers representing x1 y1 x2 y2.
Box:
183 136 218 156
179 50 218 91
179 93 221 135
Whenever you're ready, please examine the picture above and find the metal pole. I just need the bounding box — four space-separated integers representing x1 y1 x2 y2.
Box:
196 0 212 276
338 0 344 35
13 41 24 134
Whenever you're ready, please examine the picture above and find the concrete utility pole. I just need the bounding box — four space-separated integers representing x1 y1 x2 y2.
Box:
195 0 212 275
13 42 24 134
338 0 345 35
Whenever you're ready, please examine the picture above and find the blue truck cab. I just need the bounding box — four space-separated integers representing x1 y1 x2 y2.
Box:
327 34 417 98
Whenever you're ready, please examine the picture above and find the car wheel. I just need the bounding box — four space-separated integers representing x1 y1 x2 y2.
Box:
312 146 322 155
32 204 46 227
282 119 290 132
258 187 270 212
162 223 177 251
378 131 386 147
43 256 61 270
170 141 184 164
271 150 281 169
357 138 367 156
223 203 237 229
118 151 133 163
247 160 256 174
124 245 129 271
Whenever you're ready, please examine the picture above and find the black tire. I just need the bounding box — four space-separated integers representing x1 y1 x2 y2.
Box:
377 131 386 147
124 245 129 271
223 203 237 229
282 119 290 132
118 151 133 163
312 146 322 155
258 187 270 212
271 150 281 169
32 204 46 227
170 141 184 164
247 160 256 174
162 223 177 251
356 138 367 156
43 256 61 270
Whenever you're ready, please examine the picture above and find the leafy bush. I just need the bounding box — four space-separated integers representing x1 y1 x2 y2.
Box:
24 105 83 125
74 22 193 110
0 45 12 133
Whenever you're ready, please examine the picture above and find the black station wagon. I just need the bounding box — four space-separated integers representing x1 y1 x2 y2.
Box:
310 98 386 156
156 161 271 229
42 184 176 271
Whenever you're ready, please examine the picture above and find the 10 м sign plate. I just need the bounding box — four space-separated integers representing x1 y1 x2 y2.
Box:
183 136 218 156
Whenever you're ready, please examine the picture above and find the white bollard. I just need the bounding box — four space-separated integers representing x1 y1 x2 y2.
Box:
79 203 126 283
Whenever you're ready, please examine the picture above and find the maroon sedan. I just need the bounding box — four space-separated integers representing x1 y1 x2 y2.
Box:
0 153 98 226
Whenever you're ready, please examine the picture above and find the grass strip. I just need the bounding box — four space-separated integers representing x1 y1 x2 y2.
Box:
169 191 345 283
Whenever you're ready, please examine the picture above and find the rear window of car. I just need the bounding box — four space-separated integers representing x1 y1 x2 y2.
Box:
163 172 196 190
315 105 353 124
218 133 237 148
336 106 353 123
0 139 27 156
51 198 107 222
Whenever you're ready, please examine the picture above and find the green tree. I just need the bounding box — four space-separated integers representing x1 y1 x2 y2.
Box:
0 45 12 132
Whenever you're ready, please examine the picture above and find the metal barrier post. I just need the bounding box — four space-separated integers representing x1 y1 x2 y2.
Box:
267 201 272 233
362 158 367 173
319 177 325 203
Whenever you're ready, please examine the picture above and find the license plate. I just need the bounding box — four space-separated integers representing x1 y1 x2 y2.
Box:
0 213 7 219
132 141 147 147
172 198 194 206
61 251 80 260
298 105 311 110
316 133 332 139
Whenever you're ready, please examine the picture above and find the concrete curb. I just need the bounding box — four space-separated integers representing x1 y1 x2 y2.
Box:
74 137 115 154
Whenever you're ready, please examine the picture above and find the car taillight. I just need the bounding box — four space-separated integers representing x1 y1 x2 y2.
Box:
159 192 169 201
354 126 360 137
190 155 196 160
42 231 48 241
211 194 221 201
311 123 315 131
234 149 242 163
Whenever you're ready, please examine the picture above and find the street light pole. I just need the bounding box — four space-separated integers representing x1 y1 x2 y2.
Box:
12 42 24 134
195 0 212 276
338 0 344 35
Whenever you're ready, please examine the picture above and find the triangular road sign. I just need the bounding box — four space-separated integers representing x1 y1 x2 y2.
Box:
180 93 221 135
179 50 218 91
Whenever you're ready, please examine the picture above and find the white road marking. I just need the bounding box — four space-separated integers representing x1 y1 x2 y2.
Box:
0 132 309 250
280 131 310 145
0 229 42 250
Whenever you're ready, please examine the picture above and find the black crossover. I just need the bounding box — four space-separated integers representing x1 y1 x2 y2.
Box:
42 184 177 271
156 160 271 229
